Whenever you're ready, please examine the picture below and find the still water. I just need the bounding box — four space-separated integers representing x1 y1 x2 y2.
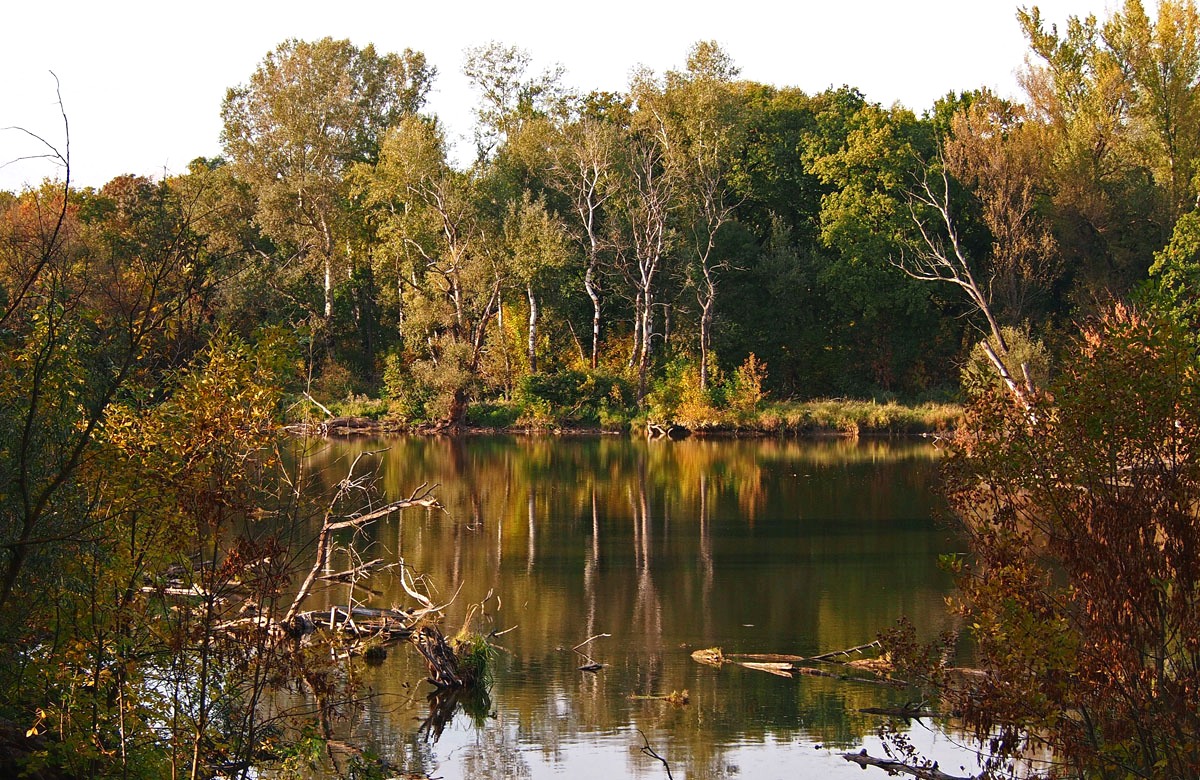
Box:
301 435 968 779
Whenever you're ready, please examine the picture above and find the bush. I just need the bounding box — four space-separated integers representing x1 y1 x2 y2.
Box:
647 356 720 428
898 306 1200 777
960 325 1050 398
464 402 520 428
514 369 635 427
383 340 476 424
310 358 359 401
382 352 429 422
729 353 769 419
647 354 769 430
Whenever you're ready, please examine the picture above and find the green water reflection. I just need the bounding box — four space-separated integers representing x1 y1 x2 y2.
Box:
301 435 963 780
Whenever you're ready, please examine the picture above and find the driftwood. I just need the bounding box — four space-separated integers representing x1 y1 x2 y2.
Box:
410 624 472 688
691 642 899 685
841 750 974 780
291 605 417 641
285 481 440 625
148 463 478 691
286 471 475 688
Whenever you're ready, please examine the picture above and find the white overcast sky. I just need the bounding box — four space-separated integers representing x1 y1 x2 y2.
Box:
2 0 1116 191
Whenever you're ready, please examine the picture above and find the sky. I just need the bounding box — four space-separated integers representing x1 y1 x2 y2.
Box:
1 0 1118 191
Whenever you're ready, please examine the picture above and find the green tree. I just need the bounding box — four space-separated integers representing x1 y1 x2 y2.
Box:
1149 204 1200 325
1019 4 1169 302
804 91 947 394
463 42 565 164
360 117 501 422
221 38 433 321
504 192 571 374
0 174 212 617
660 41 747 390
1105 0 1200 220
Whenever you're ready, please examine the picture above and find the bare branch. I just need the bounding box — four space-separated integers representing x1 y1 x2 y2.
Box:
638 731 675 780
0 72 71 332
896 153 1032 409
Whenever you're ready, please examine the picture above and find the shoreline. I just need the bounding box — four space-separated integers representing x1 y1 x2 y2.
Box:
285 414 958 440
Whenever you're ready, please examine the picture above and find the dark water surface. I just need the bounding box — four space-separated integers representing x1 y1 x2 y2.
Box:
300 435 971 779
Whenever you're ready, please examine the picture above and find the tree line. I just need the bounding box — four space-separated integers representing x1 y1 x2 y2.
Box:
5 2 1197 427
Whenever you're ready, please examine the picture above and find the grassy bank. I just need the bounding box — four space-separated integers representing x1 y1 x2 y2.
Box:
744 399 961 436
306 394 961 437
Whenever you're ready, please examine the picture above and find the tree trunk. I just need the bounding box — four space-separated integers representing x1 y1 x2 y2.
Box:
319 214 335 320
699 284 715 391
629 290 644 370
527 284 538 374
323 255 333 319
638 295 653 402
586 262 601 370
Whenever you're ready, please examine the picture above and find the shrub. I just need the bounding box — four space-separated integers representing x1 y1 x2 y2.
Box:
515 369 634 426
383 340 476 424
960 324 1050 398
464 402 520 428
729 353 768 419
895 306 1200 778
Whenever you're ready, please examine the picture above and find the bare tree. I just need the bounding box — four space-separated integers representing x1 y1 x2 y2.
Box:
899 160 1034 409
942 94 1060 324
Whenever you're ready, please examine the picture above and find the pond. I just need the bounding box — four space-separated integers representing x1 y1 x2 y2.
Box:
298 434 971 780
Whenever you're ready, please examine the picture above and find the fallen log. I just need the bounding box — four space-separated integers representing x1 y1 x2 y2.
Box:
739 662 795 678
293 605 419 642
841 750 974 780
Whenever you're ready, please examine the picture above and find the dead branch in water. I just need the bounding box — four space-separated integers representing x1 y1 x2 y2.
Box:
630 690 689 705
691 641 900 684
638 731 675 780
286 463 439 625
573 632 610 671
842 750 975 780
810 639 882 662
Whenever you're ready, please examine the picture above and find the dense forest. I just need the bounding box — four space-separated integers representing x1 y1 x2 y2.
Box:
4 0 1200 777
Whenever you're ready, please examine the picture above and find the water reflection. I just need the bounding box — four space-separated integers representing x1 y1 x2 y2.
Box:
298 435 961 779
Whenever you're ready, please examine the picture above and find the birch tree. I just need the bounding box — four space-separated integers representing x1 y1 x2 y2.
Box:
362 117 501 422
221 38 433 320
661 42 745 390
546 96 626 369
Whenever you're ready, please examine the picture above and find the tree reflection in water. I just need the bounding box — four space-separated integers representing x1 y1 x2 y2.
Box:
294 435 961 779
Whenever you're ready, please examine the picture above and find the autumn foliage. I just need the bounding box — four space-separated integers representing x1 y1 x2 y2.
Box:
932 304 1200 777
